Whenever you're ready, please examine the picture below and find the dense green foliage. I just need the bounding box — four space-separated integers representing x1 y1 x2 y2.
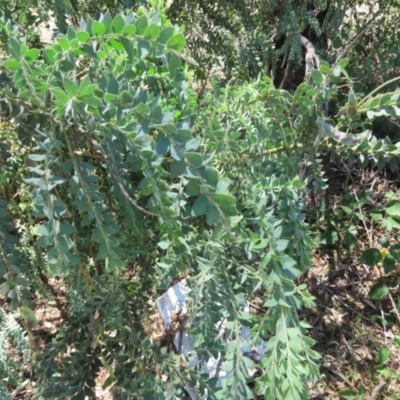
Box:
0 0 400 399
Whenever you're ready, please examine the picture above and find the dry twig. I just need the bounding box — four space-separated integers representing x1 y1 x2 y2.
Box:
369 375 386 400
11 379 30 398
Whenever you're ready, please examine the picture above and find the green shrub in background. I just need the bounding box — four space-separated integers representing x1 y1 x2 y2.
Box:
0 0 400 399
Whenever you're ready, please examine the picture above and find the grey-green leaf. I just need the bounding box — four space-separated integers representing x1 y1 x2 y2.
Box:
192 193 208 216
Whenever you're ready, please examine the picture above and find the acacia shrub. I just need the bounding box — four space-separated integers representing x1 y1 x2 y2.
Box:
1 2 400 399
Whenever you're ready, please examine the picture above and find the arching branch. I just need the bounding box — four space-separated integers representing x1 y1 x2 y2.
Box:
72 125 191 222
300 35 320 79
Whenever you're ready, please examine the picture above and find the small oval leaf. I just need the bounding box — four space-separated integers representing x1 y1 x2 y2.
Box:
360 248 382 266
166 33 186 51
92 21 106 36
378 346 390 365
369 282 389 300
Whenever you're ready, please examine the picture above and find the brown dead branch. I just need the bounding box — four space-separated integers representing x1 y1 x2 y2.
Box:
300 35 320 79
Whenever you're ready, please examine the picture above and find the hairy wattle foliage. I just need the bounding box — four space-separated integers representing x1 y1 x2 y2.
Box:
0 1 400 399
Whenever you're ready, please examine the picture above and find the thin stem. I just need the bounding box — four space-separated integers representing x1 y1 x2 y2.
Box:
77 126 190 221
358 76 400 108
